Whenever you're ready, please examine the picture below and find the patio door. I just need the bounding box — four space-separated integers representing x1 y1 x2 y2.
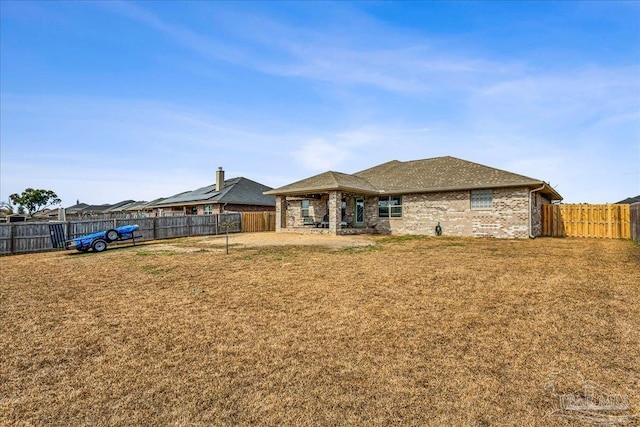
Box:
354 198 365 227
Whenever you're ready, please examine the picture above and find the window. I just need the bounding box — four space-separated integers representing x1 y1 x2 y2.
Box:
471 189 492 209
301 200 310 217
203 204 213 215
378 195 402 217
190 206 198 215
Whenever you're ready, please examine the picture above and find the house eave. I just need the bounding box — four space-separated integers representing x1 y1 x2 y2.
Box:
151 200 220 208
151 200 275 209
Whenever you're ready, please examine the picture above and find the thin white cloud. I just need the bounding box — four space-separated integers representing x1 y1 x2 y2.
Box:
97 2 520 95
97 1 247 64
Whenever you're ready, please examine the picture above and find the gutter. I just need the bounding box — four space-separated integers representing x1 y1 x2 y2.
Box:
529 183 547 239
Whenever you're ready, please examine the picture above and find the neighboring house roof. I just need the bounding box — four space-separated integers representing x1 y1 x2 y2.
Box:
65 203 90 213
105 200 136 211
125 201 152 210
105 200 151 212
266 156 562 200
616 195 640 204
33 208 60 219
151 177 275 208
144 197 167 206
82 204 113 213
64 200 135 214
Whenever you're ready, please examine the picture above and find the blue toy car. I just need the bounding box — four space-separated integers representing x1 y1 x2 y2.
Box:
65 224 139 252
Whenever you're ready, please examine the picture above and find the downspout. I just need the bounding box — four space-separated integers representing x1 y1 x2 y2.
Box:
529 183 546 239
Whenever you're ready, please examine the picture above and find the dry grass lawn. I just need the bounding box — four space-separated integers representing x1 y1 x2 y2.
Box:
1 234 639 426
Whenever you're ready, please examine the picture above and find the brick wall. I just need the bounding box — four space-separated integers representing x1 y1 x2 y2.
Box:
276 187 539 238
374 187 533 239
285 196 328 228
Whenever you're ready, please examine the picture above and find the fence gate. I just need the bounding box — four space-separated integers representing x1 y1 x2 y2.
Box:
48 223 67 249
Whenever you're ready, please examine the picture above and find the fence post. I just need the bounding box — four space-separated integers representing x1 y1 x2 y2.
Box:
10 224 16 255
631 203 639 243
153 217 158 240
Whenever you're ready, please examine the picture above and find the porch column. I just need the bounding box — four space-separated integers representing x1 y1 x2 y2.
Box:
275 195 287 232
328 191 341 235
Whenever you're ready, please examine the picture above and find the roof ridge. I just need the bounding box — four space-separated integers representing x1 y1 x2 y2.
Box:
397 155 453 164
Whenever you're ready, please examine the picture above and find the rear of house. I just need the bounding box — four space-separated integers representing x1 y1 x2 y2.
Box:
265 156 562 239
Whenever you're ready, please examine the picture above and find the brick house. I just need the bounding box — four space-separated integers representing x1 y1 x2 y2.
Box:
149 168 275 216
264 156 562 238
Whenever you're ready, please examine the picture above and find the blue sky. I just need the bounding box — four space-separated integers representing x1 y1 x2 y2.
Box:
1 1 638 206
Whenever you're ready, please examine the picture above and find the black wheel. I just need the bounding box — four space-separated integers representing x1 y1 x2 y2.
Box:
105 229 119 242
92 239 108 252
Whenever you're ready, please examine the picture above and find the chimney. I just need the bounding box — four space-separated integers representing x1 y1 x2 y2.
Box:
216 167 225 191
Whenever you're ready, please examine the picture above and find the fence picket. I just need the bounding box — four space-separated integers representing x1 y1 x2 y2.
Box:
541 204 631 238
241 212 275 233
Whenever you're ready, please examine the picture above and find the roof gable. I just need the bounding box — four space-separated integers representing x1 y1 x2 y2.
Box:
264 171 379 195
216 177 276 206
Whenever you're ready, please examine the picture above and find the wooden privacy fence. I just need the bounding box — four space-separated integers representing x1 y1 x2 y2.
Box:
631 203 640 243
542 204 631 238
241 211 275 233
0 212 263 255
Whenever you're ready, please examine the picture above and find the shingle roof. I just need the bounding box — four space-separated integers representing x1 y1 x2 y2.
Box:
616 195 640 204
65 203 90 213
356 156 546 193
81 204 113 213
266 156 562 200
263 171 379 196
108 200 136 210
151 177 275 208
105 201 151 212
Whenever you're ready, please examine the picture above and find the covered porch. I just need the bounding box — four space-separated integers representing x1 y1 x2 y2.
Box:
274 191 380 235
264 170 382 235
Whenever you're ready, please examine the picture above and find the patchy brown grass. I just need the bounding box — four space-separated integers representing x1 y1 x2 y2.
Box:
1 234 639 426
